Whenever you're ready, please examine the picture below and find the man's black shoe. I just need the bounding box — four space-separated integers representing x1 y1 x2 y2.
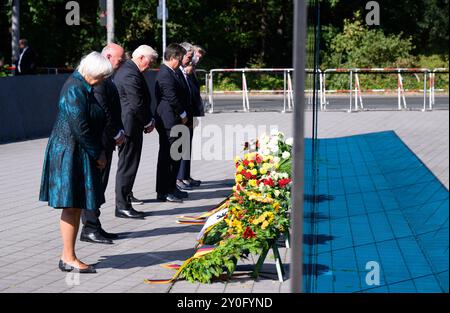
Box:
157 193 167 201
80 230 113 244
115 207 145 219
187 178 201 187
128 193 144 205
99 228 119 240
174 188 188 199
166 193 183 203
176 180 193 191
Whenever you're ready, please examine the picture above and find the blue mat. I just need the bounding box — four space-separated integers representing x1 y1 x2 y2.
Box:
303 131 449 293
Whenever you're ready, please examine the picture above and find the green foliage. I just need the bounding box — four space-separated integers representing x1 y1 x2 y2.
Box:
323 11 414 69
0 0 447 75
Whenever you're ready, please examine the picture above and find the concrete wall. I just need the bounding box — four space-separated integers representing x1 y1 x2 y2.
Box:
0 71 158 144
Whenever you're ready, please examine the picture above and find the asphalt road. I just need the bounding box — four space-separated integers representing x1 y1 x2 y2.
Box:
204 94 449 113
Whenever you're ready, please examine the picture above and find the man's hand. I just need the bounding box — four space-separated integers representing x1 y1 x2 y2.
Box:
115 132 126 146
96 151 107 170
181 116 188 125
144 125 155 134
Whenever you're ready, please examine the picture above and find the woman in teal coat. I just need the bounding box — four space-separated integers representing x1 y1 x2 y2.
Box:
39 52 113 273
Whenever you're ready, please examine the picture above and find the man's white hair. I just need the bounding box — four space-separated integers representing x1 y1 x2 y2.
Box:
77 51 113 79
180 42 194 53
132 45 158 60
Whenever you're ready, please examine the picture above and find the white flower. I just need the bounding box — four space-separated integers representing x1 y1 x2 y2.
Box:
286 137 294 146
270 145 279 154
282 151 291 159
274 189 281 197
270 129 279 136
260 148 270 156
273 156 281 164
260 134 270 144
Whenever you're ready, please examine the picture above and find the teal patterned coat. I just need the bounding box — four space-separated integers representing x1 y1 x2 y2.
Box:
39 71 106 210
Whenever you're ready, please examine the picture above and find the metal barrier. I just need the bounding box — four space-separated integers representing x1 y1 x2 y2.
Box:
429 68 449 110
321 68 448 112
208 68 297 113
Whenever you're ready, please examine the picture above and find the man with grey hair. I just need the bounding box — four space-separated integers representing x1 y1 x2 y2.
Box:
114 45 158 219
175 42 202 191
80 43 126 244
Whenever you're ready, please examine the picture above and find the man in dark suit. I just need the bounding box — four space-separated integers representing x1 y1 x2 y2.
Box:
15 39 37 75
114 45 158 218
155 43 189 203
80 43 126 244
176 43 205 191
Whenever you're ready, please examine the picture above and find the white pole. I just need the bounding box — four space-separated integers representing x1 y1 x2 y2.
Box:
290 0 306 294
283 70 287 113
349 71 353 112
162 0 167 58
107 0 114 43
397 72 402 110
11 0 20 65
423 72 427 112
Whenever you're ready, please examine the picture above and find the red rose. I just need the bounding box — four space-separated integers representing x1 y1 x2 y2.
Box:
243 226 257 239
243 160 249 167
279 178 292 188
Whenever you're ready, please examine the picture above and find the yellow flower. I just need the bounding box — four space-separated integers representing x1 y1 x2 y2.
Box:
250 169 258 176
234 156 241 163
232 185 237 192
249 179 258 187
248 162 255 168
259 168 267 175
273 202 280 212
261 221 269 229
236 165 244 172
235 174 243 183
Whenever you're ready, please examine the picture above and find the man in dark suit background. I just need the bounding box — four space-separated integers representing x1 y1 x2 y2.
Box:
176 43 204 191
15 39 37 75
155 43 189 203
114 45 158 218
80 43 126 244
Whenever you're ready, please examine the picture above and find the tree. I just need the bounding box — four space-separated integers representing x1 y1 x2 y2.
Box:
323 11 414 68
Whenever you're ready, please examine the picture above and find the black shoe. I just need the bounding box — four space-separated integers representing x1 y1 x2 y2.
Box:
58 260 97 274
128 193 144 205
156 193 168 202
80 230 113 244
115 207 145 219
99 228 119 240
174 188 189 199
165 193 183 203
176 180 193 191
187 178 201 187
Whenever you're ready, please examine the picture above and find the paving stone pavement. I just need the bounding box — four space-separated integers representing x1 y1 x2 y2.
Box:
0 110 448 293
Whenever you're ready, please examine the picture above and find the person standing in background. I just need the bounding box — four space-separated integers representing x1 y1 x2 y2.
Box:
15 39 37 75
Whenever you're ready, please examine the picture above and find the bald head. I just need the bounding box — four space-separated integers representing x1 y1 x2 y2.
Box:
101 43 125 70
